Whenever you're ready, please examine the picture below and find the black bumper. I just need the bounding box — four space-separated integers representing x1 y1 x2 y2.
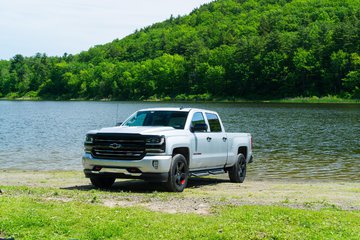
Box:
84 170 169 182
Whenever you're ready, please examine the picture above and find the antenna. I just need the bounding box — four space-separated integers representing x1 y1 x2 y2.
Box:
116 103 119 125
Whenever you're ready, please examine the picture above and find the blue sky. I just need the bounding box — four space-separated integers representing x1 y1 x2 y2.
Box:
0 0 213 60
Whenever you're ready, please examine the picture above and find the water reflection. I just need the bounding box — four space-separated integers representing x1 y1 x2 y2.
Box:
0 101 359 181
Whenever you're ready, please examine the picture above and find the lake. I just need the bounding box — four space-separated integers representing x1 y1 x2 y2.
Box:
0 101 359 181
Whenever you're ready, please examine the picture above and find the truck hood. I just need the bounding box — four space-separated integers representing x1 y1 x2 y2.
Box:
88 126 178 135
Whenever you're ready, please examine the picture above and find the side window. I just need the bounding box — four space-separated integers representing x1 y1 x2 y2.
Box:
206 113 222 132
191 112 206 128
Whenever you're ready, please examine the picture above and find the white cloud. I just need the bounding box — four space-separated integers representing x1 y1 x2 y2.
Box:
0 0 213 59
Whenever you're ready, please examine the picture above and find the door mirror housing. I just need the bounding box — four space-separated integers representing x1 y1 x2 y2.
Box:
191 123 208 132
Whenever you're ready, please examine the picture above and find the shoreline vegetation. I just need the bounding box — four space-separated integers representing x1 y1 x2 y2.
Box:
0 170 359 239
1 95 359 104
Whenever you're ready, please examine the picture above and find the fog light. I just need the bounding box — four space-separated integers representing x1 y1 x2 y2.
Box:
152 160 159 169
93 166 102 171
127 168 141 173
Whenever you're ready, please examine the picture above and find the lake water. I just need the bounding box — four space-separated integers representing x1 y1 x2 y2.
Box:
0 101 359 181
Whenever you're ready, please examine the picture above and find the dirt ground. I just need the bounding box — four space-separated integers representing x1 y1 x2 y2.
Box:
0 170 359 214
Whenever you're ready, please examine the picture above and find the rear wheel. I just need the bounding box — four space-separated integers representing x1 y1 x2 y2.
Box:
165 154 189 192
90 176 115 189
228 153 247 183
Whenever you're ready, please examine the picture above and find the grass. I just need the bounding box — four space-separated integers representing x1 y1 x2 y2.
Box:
1 95 359 104
273 95 360 103
147 94 360 103
0 186 359 240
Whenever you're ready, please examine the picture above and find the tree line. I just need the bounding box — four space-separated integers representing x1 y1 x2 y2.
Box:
1 0 359 100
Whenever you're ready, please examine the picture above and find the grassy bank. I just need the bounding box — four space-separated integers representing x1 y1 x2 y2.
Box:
0 170 359 239
1 95 359 104
0 192 359 240
273 96 360 104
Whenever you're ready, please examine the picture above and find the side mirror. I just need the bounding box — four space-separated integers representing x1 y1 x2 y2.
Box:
191 123 208 132
116 122 123 126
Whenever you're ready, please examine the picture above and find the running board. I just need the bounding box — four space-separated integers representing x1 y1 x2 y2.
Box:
190 168 225 177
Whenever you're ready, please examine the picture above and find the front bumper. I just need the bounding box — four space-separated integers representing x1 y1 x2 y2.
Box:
82 153 172 182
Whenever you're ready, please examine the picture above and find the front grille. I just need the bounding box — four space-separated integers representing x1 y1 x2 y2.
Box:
91 133 146 160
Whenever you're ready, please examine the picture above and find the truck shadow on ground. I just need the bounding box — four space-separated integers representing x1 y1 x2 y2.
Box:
62 177 229 193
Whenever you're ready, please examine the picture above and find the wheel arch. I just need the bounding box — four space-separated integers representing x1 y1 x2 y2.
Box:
238 146 247 160
172 147 190 167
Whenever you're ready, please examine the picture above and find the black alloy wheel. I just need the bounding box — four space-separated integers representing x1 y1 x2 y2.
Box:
165 154 189 192
228 153 247 183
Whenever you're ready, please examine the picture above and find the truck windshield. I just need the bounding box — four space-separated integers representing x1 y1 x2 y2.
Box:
123 111 189 129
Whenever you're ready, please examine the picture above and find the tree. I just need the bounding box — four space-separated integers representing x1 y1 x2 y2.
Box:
293 48 319 96
1 0 360 100
342 53 360 98
0 60 11 96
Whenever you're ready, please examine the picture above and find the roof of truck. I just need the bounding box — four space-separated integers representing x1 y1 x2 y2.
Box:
137 107 216 113
138 107 189 112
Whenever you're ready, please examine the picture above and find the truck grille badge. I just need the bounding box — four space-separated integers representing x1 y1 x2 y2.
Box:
109 143 122 149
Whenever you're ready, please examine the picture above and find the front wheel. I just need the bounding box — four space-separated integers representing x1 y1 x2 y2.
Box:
228 153 247 183
165 154 189 192
90 176 115 189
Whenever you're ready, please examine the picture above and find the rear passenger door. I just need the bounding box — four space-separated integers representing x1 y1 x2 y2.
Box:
204 113 228 168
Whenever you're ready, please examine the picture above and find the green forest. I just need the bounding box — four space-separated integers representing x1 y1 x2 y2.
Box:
1 0 360 100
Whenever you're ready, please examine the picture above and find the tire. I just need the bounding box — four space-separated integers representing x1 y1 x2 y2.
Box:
165 154 189 192
90 176 115 189
228 153 247 183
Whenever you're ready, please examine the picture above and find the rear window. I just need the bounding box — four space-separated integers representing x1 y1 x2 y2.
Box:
206 113 222 132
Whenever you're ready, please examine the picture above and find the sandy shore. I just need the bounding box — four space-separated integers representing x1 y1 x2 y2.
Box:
0 169 359 214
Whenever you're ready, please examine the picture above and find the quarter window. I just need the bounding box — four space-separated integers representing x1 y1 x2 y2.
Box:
206 113 222 132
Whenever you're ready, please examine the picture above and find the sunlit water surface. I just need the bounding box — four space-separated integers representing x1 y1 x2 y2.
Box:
0 101 359 181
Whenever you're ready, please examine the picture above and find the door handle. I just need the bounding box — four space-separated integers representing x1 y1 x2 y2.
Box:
223 137 227 142
207 137 212 142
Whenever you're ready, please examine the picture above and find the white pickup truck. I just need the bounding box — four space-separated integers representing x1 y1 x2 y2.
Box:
82 108 253 192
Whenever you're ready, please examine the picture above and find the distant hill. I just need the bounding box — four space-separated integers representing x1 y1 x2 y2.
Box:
1 0 360 100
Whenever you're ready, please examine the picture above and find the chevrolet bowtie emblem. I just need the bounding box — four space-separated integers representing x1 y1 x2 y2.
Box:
109 143 122 149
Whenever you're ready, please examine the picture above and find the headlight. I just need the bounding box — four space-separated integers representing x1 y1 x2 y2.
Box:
145 136 166 154
145 136 165 145
85 135 94 144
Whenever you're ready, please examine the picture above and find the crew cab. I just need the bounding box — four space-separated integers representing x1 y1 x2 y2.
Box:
82 108 253 192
